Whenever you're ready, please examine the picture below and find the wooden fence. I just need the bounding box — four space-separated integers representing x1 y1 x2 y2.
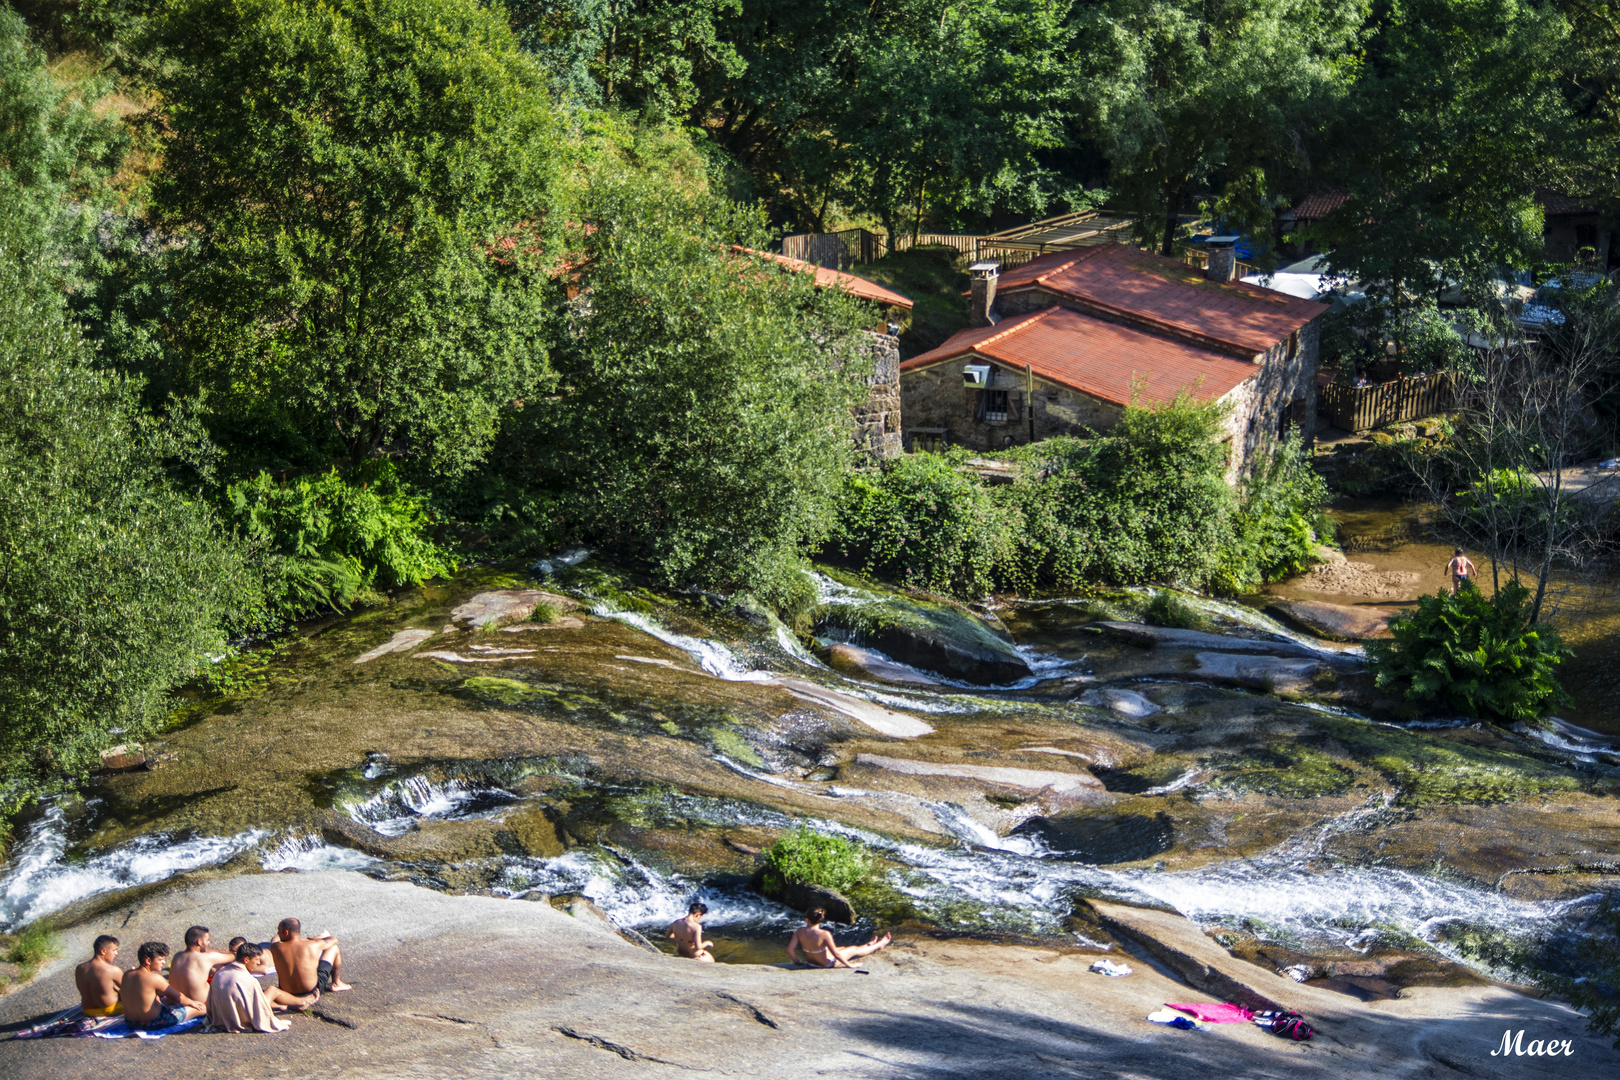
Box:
780 229 979 268
1319 372 1457 432
1179 248 1260 279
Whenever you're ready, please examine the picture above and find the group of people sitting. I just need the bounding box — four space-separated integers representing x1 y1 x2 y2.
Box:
73 917 349 1034
667 903 893 968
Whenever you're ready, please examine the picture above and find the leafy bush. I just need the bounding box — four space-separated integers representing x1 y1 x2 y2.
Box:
761 825 872 895
831 450 1023 597
1214 429 1332 592
225 461 458 618
1143 590 1207 630
1367 579 1572 723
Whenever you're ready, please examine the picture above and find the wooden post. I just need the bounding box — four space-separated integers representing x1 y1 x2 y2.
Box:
1026 363 1035 444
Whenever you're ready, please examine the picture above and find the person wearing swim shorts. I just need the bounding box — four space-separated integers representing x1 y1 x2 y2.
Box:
75 935 125 1017
667 901 715 962
120 942 204 1030
787 908 891 969
267 917 351 996
1444 547 1476 594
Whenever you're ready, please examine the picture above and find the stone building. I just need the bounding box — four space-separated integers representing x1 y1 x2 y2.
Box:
754 249 911 460
899 240 1329 476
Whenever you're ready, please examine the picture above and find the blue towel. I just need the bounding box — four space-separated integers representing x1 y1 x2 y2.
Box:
87 1014 207 1040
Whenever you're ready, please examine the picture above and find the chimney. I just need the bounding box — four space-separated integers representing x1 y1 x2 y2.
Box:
969 261 1001 327
1205 236 1239 283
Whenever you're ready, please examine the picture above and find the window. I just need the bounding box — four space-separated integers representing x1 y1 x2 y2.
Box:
977 389 1009 423
1288 331 1299 359
1576 223 1598 253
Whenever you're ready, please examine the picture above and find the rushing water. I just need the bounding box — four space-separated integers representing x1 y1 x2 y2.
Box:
0 560 1612 991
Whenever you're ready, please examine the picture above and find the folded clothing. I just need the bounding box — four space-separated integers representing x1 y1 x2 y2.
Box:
1166 1002 1255 1024
1146 1009 1200 1030
1089 959 1133 977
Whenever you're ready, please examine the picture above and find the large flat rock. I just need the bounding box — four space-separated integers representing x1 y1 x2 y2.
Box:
1267 599 1396 642
1 872 1611 1079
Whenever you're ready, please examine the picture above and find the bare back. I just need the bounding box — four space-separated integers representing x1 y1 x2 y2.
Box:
119 968 167 1026
790 926 837 966
666 916 707 958
268 937 323 995
75 958 122 1011
170 949 234 1002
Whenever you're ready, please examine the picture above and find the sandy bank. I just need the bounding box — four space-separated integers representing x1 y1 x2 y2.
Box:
1 871 1612 1079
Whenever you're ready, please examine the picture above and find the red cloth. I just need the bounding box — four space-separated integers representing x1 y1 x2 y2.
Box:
1166 1002 1255 1023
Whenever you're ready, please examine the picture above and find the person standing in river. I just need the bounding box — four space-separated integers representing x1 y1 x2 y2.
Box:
667 901 715 962
1444 548 1476 594
788 909 891 969
267 917 351 995
74 935 125 1017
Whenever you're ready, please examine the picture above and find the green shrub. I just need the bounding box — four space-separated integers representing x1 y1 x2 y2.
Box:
226 460 458 618
1214 429 1332 592
529 601 559 624
831 449 1024 597
761 825 872 895
1367 580 1572 723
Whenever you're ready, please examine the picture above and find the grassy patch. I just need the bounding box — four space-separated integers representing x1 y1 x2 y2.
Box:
762 825 872 894
1205 743 1356 799
5 921 61 981
853 246 969 354
1143 590 1208 630
1317 718 1585 806
529 601 559 624
707 726 764 768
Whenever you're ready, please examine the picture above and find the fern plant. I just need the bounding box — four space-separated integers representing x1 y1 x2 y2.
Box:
1366 580 1572 723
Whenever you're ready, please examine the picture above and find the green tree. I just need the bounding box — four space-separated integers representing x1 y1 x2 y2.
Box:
139 0 558 474
0 197 258 813
1076 0 1364 256
485 176 871 607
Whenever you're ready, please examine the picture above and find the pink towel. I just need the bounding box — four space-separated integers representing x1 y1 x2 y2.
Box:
1166 1002 1255 1024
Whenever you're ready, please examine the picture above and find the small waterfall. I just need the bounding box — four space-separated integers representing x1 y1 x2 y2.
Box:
261 833 382 873
0 801 265 931
342 774 519 837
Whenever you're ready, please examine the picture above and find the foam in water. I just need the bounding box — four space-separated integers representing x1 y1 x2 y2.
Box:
597 608 772 682
342 774 519 837
261 833 382 873
0 802 265 931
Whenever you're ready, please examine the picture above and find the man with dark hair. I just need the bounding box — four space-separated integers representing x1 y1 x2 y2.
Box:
120 942 204 1030
170 926 235 1003
267 917 350 996
666 901 715 962
75 936 124 1016
207 941 295 1033
787 909 891 969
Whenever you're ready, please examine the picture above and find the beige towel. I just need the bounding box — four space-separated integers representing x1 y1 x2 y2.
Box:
206 964 291 1033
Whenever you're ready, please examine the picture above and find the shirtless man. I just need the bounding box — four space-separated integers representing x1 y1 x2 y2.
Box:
787 908 892 969
267 917 351 995
119 942 204 1030
169 926 236 1004
74 935 124 1017
239 943 319 1011
1444 547 1477 594
666 901 715 962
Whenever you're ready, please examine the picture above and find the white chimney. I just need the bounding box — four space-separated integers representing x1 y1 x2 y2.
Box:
969 261 1000 327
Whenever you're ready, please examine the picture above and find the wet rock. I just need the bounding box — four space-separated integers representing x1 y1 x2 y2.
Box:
354 628 436 663
1012 812 1174 864
450 590 578 630
822 643 942 686
1267 600 1395 642
1191 652 1324 690
780 881 856 925
854 753 1102 795
1089 621 1332 661
775 678 934 738
812 581 1031 685
1075 688 1161 718
99 744 146 771
1089 901 1288 1013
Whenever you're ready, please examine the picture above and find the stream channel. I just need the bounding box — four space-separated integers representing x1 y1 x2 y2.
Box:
2 531 1618 996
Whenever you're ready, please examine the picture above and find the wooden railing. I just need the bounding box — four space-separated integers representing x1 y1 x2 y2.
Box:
781 229 979 268
1319 372 1457 432
1180 248 1260 279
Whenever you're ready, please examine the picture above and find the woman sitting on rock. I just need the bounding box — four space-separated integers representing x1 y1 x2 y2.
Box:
787 909 891 969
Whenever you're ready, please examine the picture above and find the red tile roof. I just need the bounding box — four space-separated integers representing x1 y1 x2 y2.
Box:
1537 189 1597 217
1283 191 1350 221
736 247 914 309
900 306 1256 408
995 243 1327 356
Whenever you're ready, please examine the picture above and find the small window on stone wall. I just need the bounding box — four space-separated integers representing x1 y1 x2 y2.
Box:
976 389 1009 423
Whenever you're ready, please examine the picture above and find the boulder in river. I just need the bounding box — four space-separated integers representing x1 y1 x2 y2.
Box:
812 574 1031 685
1267 599 1395 642
449 589 578 630
1191 652 1323 690
1075 688 1162 718
748 868 857 923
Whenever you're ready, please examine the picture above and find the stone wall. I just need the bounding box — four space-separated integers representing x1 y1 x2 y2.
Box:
853 330 903 460
900 356 1122 452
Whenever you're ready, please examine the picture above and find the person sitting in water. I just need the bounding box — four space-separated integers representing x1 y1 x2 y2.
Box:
207 943 297 1033
266 917 351 996
169 926 237 1003
787 908 892 969
120 941 204 1030
75 935 125 1017
667 901 715 962
1444 547 1476 594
